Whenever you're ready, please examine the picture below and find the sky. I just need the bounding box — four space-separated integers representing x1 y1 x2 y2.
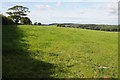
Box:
1 0 119 25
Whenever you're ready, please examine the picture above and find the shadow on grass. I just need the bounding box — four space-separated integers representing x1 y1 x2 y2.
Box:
2 25 55 78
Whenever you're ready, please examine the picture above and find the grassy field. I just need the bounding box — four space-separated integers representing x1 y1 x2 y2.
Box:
2 25 118 78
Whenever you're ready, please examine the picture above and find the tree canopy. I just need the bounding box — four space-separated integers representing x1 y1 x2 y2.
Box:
6 5 31 24
20 17 32 25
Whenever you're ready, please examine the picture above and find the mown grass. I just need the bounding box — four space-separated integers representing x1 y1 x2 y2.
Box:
2 25 118 78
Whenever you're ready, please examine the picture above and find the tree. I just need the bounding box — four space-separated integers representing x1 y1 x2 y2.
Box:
20 17 32 24
34 22 38 25
57 24 65 27
6 5 30 24
38 22 41 25
34 22 41 25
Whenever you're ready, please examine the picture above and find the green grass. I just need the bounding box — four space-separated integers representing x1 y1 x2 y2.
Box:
3 25 118 78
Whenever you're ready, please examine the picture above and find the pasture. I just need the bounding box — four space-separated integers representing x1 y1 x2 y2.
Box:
2 25 118 78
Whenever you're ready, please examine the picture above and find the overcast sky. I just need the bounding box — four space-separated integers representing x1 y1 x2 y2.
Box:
1 0 119 25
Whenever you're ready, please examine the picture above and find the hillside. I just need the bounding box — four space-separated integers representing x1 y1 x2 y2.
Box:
3 25 118 78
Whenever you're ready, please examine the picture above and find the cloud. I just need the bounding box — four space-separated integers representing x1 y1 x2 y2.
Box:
30 2 118 24
34 4 117 19
1 0 120 2
35 4 53 11
105 3 118 15
56 2 62 7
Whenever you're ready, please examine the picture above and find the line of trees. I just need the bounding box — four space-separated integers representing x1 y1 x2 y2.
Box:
34 22 41 25
2 5 119 32
57 24 119 32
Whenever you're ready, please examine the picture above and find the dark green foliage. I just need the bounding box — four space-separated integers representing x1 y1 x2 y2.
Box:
38 22 41 25
57 23 119 32
34 22 41 25
57 24 65 27
20 17 32 25
6 5 31 24
1 14 14 25
34 22 37 25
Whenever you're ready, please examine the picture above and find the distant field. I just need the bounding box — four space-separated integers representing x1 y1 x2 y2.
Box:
3 25 118 78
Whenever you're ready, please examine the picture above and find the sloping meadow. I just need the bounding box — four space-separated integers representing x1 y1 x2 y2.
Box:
2 25 118 78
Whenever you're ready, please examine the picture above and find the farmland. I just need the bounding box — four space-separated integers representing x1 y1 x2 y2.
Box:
2 25 118 78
